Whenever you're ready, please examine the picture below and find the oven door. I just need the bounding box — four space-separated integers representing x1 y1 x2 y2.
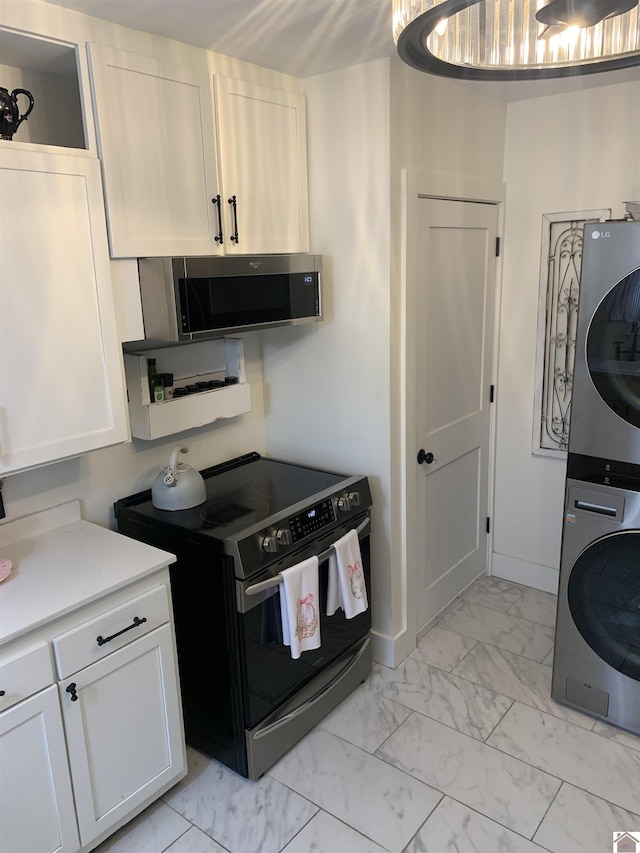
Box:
235 512 371 778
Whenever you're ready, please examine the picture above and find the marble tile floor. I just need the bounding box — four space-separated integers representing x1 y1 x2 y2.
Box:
97 577 640 853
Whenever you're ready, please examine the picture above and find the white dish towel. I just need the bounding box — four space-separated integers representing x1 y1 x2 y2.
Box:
279 556 321 659
327 528 368 619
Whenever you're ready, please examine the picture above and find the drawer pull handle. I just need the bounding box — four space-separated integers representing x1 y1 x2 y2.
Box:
66 683 78 702
96 616 147 647
0 690 5 697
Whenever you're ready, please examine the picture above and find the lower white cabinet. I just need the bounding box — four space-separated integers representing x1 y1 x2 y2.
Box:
0 571 186 853
0 686 80 853
60 625 184 847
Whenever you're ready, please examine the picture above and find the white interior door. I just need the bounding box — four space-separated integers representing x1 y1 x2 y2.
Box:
414 197 498 633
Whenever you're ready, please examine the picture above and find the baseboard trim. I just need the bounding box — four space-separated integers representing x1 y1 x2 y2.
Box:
370 626 414 669
491 552 559 594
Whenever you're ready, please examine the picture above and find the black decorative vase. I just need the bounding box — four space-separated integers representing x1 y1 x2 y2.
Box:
0 87 35 140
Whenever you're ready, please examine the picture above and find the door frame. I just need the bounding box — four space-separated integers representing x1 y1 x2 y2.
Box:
400 168 506 657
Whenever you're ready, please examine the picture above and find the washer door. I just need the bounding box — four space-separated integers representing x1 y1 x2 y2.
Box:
587 268 640 428
568 530 640 681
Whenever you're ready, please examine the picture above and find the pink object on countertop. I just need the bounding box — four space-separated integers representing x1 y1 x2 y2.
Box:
0 559 12 582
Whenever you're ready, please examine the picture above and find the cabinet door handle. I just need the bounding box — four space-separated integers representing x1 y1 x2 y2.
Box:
96 616 147 647
228 195 239 244
212 195 223 244
0 690 5 697
66 683 78 702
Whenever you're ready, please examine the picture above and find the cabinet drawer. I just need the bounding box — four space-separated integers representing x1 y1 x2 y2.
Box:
53 585 170 678
0 642 53 711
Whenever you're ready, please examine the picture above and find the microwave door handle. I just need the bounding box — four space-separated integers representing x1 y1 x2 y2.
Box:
244 516 370 597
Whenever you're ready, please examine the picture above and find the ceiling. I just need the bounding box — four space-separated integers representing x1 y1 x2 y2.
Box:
39 0 640 99
39 0 395 79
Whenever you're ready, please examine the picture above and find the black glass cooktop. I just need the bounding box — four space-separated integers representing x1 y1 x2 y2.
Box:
116 452 348 542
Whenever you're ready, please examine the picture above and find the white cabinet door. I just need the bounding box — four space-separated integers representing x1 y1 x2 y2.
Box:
216 76 310 254
0 149 128 476
88 43 222 258
59 625 185 847
0 686 80 853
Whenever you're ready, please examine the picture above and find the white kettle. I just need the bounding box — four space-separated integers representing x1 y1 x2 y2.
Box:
151 445 206 511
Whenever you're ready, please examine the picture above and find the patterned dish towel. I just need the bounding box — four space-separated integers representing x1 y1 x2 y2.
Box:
327 528 368 619
279 555 321 659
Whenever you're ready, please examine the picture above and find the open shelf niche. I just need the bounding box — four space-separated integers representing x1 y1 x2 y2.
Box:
0 28 87 150
123 338 251 440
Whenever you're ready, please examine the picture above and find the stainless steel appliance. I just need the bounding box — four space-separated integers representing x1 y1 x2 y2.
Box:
114 452 372 779
552 219 640 734
135 254 322 344
552 476 640 733
568 220 640 464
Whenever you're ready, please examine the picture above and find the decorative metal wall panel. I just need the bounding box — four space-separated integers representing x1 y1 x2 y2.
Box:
533 209 610 455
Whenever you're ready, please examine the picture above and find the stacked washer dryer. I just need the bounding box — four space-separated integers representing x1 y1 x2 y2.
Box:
552 218 640 735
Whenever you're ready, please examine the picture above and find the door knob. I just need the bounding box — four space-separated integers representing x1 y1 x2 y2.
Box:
417 449 435 465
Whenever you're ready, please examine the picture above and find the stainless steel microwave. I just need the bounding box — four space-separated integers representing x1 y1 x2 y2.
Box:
137 255 322 343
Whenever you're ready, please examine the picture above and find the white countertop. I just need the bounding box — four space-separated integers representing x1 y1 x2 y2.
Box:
0 501 176 646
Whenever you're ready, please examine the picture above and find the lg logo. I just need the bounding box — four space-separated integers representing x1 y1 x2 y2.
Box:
591 230 611 239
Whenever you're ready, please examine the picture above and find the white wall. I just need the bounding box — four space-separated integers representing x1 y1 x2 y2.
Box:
389 62 506 188
262 60 393 655
493 79 640 591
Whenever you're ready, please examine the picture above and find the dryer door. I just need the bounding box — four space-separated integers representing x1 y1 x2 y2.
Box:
568 529 640 681
586 268 640 428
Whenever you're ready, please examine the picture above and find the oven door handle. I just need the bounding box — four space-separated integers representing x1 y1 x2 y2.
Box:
245 516 370 597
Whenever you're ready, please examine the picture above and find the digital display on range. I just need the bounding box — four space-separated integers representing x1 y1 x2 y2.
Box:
290 499 335 542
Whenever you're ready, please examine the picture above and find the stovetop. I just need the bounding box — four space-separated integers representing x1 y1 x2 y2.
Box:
115 452 364 546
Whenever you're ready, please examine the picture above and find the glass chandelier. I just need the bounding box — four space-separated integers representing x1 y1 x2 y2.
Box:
392 0 640 79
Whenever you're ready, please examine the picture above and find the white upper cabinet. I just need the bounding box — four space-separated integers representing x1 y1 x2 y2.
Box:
88 43 222 258
88 44 309 258
0 149 129 476
215 76 309 255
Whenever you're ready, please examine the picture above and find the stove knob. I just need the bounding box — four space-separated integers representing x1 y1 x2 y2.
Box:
337 495 352 512
276 529 292 546
261 534 279 553
347 491 361 507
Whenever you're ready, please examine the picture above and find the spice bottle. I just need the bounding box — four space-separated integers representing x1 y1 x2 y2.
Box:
147 358 164 403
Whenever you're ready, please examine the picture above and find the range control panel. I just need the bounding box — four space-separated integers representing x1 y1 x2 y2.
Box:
289 499 336 542
257 490 365 556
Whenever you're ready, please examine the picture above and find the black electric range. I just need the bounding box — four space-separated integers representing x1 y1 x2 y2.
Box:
115 451 369 579
114 452 373 779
